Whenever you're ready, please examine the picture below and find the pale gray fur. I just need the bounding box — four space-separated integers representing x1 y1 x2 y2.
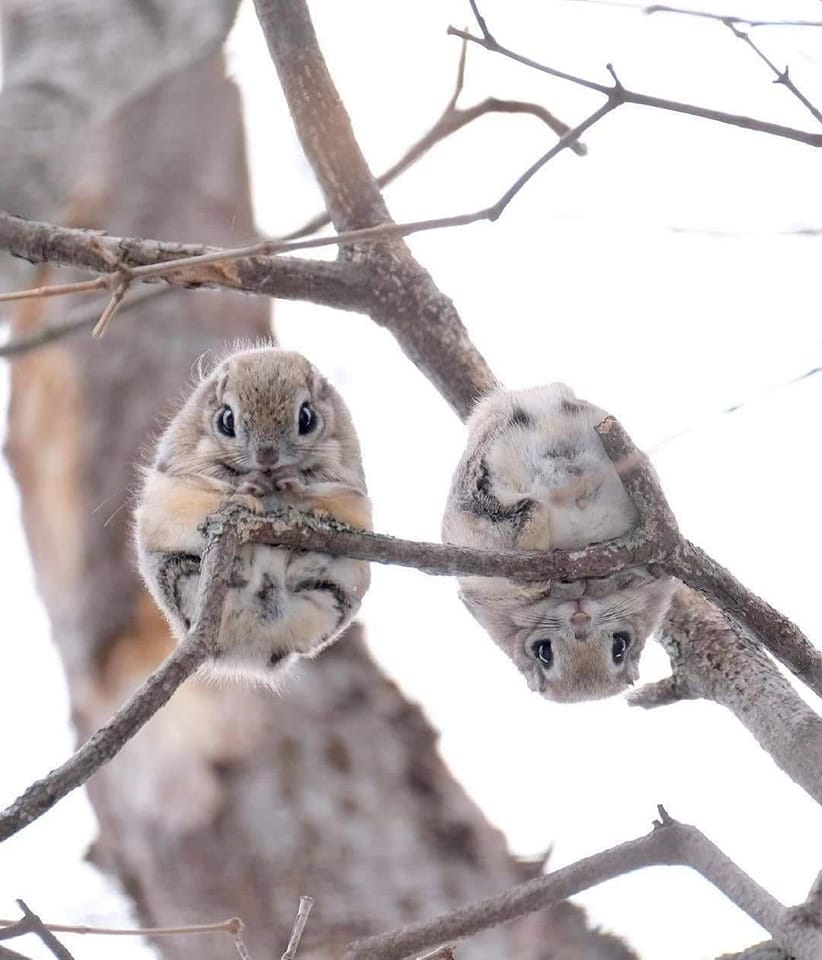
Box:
442 384 674 702
135 345 371 686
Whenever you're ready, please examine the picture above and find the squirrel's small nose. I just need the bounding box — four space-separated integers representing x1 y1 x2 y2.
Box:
570 610 591 628
255 446 279 468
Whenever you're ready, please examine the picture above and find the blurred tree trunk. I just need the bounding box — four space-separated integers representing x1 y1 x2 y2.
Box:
2 9 632 960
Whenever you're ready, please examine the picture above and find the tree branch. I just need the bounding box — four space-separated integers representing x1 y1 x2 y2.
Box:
447 21 822 148
343 811 822 960
667 544 822 697
0 902 74 960
631 587 822 804
281 38 586 241
0 212 372 314
251 0 497 417
0 523 239 843
722 21 822 128
280 898 314 960
643 6 822 30
0 285 172 359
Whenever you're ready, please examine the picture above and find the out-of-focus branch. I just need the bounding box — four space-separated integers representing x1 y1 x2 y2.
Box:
0 917 245 939
0 902 74 960
0 284 172 359
344 810 822 960
643 6 822 29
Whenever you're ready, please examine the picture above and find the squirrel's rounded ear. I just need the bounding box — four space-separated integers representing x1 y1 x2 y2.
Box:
191 350 217 382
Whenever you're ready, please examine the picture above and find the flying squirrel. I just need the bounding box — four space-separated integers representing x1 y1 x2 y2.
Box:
135 345 371 685
442 383 674 702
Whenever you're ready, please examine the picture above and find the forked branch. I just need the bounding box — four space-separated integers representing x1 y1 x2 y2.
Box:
343 810 822 960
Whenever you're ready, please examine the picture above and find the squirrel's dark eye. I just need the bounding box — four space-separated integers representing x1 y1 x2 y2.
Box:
533 640 553 668
612 631 631 664
298 401 317 435
216 405 235 437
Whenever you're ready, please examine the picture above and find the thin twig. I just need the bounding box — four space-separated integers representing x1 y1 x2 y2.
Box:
281 897 314 960
643 5 822 29
0 917 243 938
91 274 129 337
0 903 74 960
447 23 822 147
0 276 108 304
630 587 822 804
0 523 240 843
281 39 586 241
723 22 822 127
0 284 172 359
0 106 601 313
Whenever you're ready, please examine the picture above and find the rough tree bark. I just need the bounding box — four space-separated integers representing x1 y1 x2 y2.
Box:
2 10 631 960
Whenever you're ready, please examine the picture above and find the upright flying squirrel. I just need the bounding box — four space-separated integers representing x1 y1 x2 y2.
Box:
442 383 674 702
135 345 371 685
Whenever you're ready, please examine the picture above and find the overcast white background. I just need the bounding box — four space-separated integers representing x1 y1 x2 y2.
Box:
1 1 821 958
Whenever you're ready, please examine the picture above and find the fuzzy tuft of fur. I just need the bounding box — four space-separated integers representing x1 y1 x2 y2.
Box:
442 383 674 702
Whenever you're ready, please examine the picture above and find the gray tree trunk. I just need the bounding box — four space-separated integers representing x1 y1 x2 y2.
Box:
2 9 632 960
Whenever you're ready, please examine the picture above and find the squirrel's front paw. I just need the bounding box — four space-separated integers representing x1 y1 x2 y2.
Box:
236 474 274 498
274 474 306 495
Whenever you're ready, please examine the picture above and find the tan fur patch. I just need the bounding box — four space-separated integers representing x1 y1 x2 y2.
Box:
136 471 225 552
5 282 84 609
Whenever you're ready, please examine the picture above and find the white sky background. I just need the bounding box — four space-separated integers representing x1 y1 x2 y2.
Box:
2 1 822 958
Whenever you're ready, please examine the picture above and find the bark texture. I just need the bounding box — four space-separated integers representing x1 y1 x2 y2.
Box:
2 13 630 960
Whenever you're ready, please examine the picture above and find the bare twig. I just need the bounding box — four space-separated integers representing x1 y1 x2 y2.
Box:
281 897 314 960
281 39 586 241
644 6 822 29
723 22 822 127
0 284 172 359
447 23 822 147
0 917 244 938
0 902 74 960
0 103 600 310
91 274 130 337
572 0 822 126
0 276 108 304
343 812 822 960
0 522 240 843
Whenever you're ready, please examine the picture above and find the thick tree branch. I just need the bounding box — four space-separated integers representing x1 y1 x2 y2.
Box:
252 0 499 417
343 812 822 960
0 523 239 843
666 544 822 695
631 588 822 804
0 212 371 313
